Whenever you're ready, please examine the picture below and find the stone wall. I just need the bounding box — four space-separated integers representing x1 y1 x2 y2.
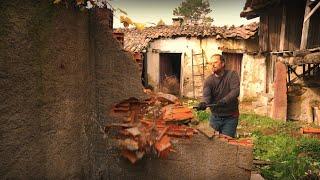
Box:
288 87 320 122
239 54 266 101
146 37 259 98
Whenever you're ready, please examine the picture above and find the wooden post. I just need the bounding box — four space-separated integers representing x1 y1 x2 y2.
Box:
272 58 287 121
279 4 286 51
287 65 291 85
300 0 312 50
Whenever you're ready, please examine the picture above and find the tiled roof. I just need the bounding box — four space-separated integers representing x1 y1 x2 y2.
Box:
114 22 259 53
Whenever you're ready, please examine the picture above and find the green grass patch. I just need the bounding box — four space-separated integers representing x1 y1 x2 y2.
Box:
181 98 210 122
194 110 210 122
181 99 320 178
239 113 320 179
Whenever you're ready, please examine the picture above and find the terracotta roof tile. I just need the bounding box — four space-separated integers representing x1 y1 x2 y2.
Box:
114 22 259 52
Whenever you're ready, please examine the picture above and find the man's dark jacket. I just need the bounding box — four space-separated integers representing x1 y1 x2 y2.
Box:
202 70 240 117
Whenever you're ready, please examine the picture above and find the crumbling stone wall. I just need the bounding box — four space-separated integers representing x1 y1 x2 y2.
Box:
288 87 320 122
0 1 145 178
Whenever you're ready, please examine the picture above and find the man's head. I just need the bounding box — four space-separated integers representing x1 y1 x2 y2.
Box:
211 54 225 74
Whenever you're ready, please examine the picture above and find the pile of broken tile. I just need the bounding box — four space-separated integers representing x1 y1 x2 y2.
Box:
105 92 253 164
105 93 197 164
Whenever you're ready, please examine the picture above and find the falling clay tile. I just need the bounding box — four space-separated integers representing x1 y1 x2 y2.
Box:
120 139 139 151
125 127 141 137
156 126 169 141
155 135 171 153
163 112 194 122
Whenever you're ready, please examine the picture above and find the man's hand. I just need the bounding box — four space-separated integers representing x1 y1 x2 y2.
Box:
216 99 226 107
196 102 207 111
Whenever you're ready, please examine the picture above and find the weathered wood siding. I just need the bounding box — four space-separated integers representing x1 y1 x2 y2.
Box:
308 6 320 49
259 0 320 52
285 0 305 50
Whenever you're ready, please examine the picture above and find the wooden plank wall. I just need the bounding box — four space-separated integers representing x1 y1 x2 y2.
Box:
285 0 305 50
259 3 282 52
259 0 307 52
259 15 269 52
267 5 282 51
307 6 320 49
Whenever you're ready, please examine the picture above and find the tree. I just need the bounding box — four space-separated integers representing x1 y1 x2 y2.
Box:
157 19 166 26
173 0 213 25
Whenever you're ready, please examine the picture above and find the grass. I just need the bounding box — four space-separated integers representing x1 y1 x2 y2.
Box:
240 113 320 179
182 98 320 179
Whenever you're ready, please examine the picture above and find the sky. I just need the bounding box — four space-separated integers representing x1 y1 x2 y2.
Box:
109 0 259 28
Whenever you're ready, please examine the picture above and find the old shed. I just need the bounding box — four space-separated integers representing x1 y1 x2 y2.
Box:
115 22 266 102
241 0 320 123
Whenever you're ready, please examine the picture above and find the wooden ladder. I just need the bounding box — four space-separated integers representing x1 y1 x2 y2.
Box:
191 49 205 98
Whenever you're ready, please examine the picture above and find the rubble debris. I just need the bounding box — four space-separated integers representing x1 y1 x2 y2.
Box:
105 123 134 132
156 126 169 141
120 139 139 151
107 94 197 164
155 135 172 153
125 127 141 137
197 123 218 139
156 92 178 104
107 94 253 164
162 104 194 123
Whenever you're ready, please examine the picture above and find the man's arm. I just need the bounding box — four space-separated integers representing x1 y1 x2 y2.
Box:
202 77 213 104
221 71 240 104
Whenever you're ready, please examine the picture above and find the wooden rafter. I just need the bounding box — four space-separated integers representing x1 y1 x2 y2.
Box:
287 64 320 85
304 1 320 23
300 0 312 50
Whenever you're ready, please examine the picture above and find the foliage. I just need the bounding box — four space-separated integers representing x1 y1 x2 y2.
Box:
173 0 213 25
133 22 145 31
157 19 166 26
181 98 210 122
52 0 110 9
240 113 320 179
120 16 133 27
195 110 210 122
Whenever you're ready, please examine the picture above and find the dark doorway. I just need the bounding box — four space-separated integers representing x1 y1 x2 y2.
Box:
159 53 181 95
222 52 243 77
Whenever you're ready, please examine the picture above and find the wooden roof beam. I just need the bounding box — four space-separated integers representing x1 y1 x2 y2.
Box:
304 1 320 23
300 0 312 50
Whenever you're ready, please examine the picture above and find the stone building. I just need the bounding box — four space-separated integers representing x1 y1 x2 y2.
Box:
115 22 266 102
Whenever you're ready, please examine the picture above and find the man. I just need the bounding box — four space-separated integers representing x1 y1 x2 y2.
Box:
197 54 240 138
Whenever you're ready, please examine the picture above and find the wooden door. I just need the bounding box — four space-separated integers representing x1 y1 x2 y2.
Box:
222 52 243 77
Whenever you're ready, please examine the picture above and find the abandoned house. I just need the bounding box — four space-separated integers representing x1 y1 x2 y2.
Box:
114 21 264 102
241 0 320 124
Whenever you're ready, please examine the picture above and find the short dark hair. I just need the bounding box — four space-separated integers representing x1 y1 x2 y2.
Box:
211 54 225 63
